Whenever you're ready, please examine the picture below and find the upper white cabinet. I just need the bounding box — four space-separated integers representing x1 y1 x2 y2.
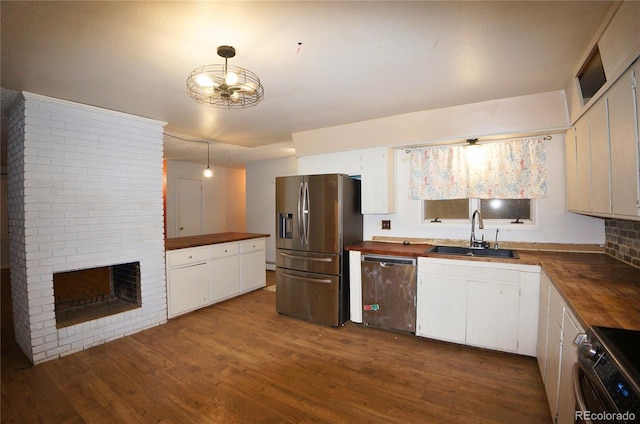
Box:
565 127 579 211
361 148 395 214
416 257 540 356
608 61 640 217
566 59 640 220
297 147 396 214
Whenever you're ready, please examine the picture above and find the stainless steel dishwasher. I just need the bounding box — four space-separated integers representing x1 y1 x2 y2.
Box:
361 255 417 333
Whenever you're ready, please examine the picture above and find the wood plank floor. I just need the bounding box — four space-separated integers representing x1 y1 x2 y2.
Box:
1 269 551 423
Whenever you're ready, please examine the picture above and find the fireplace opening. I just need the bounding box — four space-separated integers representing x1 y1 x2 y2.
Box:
53 262 141 328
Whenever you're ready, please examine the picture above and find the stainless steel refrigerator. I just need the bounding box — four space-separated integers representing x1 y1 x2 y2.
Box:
275 174 363 327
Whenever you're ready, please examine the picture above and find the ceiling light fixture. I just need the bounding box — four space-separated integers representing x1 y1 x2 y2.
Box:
203 142 213 178
186 45 264 109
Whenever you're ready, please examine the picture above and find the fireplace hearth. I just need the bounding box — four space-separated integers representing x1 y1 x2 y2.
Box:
54 262 141 328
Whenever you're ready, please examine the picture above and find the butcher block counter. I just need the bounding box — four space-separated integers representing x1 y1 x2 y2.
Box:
165 232 269 251
347 241 640 331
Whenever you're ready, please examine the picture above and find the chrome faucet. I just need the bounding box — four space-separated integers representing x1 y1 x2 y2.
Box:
470 209 485 248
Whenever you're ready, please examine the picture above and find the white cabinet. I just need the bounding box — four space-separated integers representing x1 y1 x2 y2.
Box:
564 127 579 212
566 59 640 220
166 237 267 318
166 245 213 317
418 272 467 344
558 312 581 424
589 97 612 215
167 261 209 318
361 148 395 214
209 243 240 303
466 279 520 352
608 62 640 218
574 115 593 213
536 272 551 383
239 239 266 292
537 271 585 424
416 258 540 356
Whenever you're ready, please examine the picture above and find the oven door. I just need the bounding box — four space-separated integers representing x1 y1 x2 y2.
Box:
574 362 618 424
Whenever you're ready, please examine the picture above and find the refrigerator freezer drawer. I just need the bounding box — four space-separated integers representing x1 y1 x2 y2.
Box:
276 268 341 327
276 249 340 276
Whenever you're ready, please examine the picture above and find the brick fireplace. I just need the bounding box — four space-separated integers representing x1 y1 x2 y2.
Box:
7 93 167 364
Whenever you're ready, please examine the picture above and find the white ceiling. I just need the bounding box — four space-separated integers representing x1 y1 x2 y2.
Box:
1 1 613 167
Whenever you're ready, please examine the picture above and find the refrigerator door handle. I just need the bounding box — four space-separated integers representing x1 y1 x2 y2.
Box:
281 272 332 284
303 182 310 245
297 182 305 245
279 252 333 262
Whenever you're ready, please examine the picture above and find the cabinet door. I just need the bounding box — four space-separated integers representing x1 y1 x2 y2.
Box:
537 273 551 383
575 116 593 212
416 274 467 343
589 97 612 215
557 312 582 424
466 280 520 352
361 148 395 214
608 66 640 217
565 127 579 211
167 263 209 318
209 255 240 303
240 250 266 292
545 317 562 421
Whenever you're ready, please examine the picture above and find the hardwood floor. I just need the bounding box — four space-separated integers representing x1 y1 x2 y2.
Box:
1 269 551 423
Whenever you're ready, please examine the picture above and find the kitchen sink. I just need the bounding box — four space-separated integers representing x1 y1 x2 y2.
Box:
426 245 519 259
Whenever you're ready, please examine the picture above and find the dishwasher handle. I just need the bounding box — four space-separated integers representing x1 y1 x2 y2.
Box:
362 255 416 267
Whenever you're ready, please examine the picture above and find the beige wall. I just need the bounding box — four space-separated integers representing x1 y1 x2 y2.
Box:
165 160 246 238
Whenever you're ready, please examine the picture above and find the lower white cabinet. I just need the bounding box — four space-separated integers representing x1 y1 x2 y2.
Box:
208 242 240 304
466 279 520 352
537 271 584 424
166 238 266 318
416 257 540 356
240 239 267 292
167 262 209 318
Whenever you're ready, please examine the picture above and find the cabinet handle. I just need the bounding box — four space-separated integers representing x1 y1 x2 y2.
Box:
188 255 193 259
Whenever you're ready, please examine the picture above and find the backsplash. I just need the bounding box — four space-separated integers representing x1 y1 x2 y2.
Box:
605 219 640 268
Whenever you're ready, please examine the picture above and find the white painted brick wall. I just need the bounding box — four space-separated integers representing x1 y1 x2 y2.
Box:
8 92 168 364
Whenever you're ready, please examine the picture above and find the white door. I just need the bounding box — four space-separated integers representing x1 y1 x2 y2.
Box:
177 177 203 237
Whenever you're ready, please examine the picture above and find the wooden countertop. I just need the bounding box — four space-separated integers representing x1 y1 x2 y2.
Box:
165 232 270 251
347 241 640 331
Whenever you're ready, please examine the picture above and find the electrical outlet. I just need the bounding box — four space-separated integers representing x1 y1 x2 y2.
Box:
381 220 391 230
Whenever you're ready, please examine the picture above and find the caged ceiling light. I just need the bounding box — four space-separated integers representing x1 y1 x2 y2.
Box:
186 45 264 109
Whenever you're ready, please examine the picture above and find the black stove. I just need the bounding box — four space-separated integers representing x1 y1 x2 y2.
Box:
575 326 640 423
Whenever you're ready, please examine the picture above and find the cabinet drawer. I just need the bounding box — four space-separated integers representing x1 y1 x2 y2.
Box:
240 238 265 253
210 242 239 258
167 247 211 267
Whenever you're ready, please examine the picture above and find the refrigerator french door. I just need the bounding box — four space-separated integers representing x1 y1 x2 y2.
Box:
275 174 362 327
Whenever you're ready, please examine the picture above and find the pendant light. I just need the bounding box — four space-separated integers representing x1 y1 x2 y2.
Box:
203 142 213 178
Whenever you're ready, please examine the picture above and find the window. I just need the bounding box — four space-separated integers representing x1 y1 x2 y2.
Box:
423 198 532 223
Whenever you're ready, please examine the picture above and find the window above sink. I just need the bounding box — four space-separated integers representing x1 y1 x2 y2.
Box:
423 198 534 225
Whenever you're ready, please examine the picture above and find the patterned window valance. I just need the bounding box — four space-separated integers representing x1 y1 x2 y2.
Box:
409 137 547 200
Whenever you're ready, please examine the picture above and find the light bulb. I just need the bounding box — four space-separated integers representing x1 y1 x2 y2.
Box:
196 74 214 87
225 72 238 85
203 167 213 178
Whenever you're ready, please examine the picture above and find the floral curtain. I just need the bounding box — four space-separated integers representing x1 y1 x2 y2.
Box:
409 137 547 200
